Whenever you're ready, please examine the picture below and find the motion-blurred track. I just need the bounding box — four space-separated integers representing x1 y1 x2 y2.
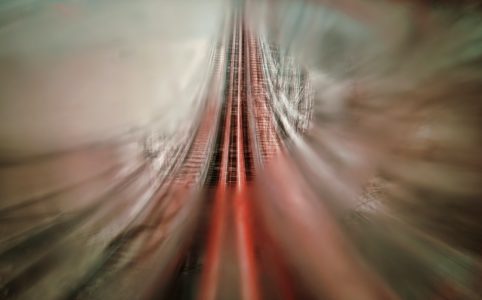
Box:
1 1 481 300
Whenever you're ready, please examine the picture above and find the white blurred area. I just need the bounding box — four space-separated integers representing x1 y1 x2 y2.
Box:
0 0 224 158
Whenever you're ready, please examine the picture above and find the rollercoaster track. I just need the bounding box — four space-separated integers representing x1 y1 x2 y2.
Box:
196 4 291 298
198 11 267 300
